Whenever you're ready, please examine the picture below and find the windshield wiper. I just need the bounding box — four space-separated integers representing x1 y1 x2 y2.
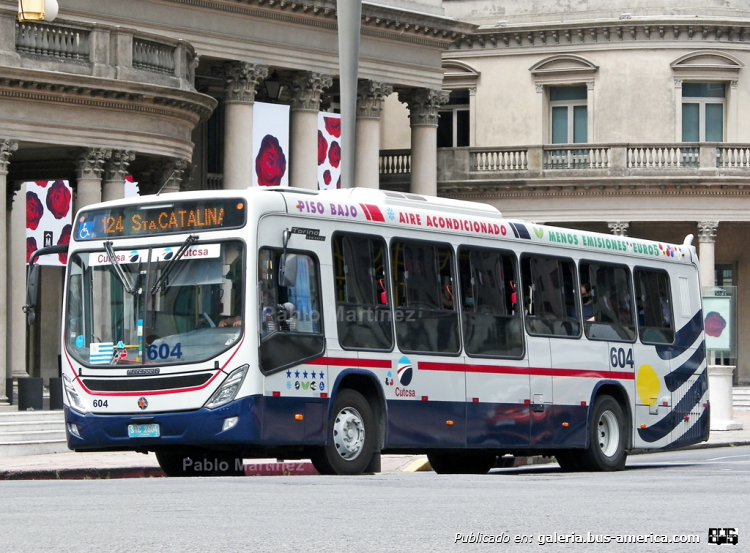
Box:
103 241 137 295
150 234 199 295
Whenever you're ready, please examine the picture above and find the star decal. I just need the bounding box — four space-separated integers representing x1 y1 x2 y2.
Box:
286 370 292 378
311 371 317 379
303 371 308 379
294 370 300 378
319 371 325 379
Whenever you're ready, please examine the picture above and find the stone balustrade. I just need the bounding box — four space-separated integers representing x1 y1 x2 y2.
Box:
379 142 750 191
1 10 196 91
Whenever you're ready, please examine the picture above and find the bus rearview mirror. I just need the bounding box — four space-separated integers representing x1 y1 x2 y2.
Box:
279 253 298 288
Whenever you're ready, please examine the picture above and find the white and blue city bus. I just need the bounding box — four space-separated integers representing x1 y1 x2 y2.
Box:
26 187 709 475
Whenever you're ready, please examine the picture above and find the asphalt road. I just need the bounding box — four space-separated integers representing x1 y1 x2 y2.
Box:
3 446 748 553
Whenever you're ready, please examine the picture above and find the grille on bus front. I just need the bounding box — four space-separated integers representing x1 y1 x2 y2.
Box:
82 373 213 392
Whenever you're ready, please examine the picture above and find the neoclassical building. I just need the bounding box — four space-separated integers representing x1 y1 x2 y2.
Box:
0 0 474 403
380 0 750 385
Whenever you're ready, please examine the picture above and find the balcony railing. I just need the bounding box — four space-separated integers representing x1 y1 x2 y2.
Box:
379 143 750 189
5 13 196 89
543 146 610 169
15 21 90 61
717 146 750 168
379 149 411 174
627 145 699 168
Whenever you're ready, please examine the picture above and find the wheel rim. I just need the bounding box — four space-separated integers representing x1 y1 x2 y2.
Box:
332 406 365 461
597 410 620 457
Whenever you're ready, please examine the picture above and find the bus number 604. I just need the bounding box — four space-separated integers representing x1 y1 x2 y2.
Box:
610 347 634 369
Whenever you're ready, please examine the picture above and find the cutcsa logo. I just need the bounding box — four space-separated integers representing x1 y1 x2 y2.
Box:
397 356 413 386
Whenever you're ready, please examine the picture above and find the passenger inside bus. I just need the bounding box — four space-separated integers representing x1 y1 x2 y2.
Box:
580 282 594 321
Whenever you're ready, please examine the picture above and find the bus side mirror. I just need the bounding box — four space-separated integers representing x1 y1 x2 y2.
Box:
279 253 298 288
25 264 40 325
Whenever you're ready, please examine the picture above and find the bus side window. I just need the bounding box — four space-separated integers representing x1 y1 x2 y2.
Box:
391 239 460 354
580 261 636 342
458 247 523 358
332 233 393 351
634 268 674 344
521 254 580 338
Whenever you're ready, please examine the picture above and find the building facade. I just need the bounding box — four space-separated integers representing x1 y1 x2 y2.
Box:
381 0 750 384
0 0 474 403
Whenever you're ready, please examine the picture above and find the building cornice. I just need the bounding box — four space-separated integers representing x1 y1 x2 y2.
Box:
455 17 750 51
160 0 477 49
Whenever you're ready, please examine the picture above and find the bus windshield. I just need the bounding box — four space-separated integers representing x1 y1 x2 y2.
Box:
65 240 245 367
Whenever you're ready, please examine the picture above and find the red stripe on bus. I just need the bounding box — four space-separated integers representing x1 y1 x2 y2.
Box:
308 357 391 369
359 203 373 220
365 204 386 222
420 361 634 380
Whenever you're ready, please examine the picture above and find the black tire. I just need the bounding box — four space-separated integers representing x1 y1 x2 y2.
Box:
156 450 245 477
554 449 586 472
580 395 628 471
427 451 496 475
310 389 376 475
156 451 202 477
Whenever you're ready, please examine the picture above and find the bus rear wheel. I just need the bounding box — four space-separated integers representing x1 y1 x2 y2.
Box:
310 389 375 475
580 395 628 471
426 451 496 475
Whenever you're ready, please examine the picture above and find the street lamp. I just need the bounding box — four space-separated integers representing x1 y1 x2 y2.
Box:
337 0 361 189
18 0 58 22
264 71 282 102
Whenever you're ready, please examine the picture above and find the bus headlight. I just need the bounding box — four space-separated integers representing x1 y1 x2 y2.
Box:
204 365 248 410
63 374 89 414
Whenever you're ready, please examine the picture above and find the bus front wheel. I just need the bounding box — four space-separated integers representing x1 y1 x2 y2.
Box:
311 389 376 475
580 395 628 471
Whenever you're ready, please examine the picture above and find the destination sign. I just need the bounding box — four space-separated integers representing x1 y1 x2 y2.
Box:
74 199 246 241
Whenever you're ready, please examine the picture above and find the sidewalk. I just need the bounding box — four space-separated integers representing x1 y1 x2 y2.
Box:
1 411 748 480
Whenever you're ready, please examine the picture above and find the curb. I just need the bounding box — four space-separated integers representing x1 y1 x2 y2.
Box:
0 467 166 480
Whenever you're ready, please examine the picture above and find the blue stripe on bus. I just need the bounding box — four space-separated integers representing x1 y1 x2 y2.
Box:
656 311 703 360
509 222 531 240
637 373 707 443
664 345 706 392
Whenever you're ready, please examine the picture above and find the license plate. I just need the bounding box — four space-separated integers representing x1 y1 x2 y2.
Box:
128 424 160 438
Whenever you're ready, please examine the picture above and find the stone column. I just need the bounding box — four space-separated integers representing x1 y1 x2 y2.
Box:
356 81 392 189
102 150 136 202
0 139 18 403
289 71 333 190
397 88 450 197
9 185 27 381
138 158 190 195
222 62 268 190
697 221 718 289
608 221 630 236
76 148 111 211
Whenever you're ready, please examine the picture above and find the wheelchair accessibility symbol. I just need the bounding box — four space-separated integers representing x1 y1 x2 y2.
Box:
77 222 93 240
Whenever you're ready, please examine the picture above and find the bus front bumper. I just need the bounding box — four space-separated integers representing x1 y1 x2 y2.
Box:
64 395 263 452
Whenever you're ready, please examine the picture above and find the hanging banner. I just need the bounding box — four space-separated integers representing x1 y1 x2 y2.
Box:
124 175 140 198
318 112 342 190
253 102 290 187
704 296 732 351
26 180 73 266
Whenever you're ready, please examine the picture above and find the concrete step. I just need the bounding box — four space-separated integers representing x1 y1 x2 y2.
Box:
0 440 70 457
0 429 67 443
0 420 67 433
0 410 68 456
733 387 750 411
0 411 64 423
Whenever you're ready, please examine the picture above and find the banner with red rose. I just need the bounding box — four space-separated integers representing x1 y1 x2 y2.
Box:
318 112 342 190
703 295 732 351
253 102 290 187
25 180 73 266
